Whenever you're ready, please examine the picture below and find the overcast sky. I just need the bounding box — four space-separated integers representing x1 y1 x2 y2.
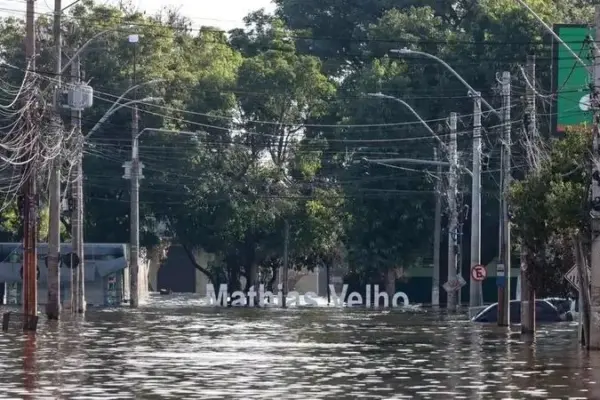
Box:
0 0 275 31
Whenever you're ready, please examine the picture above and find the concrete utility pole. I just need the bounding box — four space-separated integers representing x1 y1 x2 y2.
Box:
281 220 289 308
521 55 536 335
469 91 483 309
589 5 600 350
71 57 85 313
498 71 512 326
364 92 447 307
22 0 38 328
432 147 442 307
129 34 140 308
46 0 62 319
447 113 459 312
457 208 465 306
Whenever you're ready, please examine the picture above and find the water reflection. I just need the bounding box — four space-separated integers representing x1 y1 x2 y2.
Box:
23 332 36 399
0 295 595 398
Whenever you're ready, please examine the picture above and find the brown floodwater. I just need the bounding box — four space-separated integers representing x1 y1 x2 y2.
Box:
0 293 599 399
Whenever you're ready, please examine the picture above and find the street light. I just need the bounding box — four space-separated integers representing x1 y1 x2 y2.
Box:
366 92 444 145
512 0 588 68
364 92 445 308
390 48 500 117
390 48 487 309
85 80 164 139
128 32 142 308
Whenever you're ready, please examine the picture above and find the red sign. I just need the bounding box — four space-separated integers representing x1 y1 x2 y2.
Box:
471 265 487 281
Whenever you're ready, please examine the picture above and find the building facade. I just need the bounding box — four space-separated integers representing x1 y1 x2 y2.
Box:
0 242 148 307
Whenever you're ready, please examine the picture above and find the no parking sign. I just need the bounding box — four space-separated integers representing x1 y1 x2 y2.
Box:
471 265 487 281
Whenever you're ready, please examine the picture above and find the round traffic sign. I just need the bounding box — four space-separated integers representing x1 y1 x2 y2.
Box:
471 264 487 281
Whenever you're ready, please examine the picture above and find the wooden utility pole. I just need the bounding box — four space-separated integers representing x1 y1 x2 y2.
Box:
22 0 38 329
498 71 512 326
432 147 442 307
46 0 62 320
590 5 600 349
521 55 536 335
447 113 459 312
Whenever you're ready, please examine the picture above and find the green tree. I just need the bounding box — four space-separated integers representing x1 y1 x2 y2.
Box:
510 127 591 296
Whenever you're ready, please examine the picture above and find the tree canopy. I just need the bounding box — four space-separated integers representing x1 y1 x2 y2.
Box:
0 0 594 297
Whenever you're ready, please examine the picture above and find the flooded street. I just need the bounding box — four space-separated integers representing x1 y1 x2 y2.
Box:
1 293 599 399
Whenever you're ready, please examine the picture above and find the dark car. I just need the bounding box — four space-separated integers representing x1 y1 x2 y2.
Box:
471 299 563 323
543 297 573 314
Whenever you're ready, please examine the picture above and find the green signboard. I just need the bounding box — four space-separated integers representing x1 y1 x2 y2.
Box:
553 25 593 133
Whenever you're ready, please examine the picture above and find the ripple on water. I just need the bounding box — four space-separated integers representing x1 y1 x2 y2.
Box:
0 297 596 399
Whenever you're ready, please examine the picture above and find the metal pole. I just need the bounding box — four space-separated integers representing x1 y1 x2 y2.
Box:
457 216 464 307
521 55 536 335
282 220 289 308
71 56 85 313
326 261 330 305
130 41 140 308
447 113 459 312
22 0 38 328
470 92 483 309
69 166 75 312
498 71 512 326
432 147 442 307
589 5 600 349
46 0 61 319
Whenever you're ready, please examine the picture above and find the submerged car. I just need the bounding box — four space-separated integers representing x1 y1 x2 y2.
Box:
471 299 565 323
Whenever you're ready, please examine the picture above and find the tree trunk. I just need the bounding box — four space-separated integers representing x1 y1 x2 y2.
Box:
244 262 259 307
385 267 396 307
225 257 241 308
181 244 217 288
268 263 278 292
520 246 535 337
573 233 591 348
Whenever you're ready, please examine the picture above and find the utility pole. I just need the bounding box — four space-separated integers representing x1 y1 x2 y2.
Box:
457 205 465 306
46 0 61 320
521 55 536 335
22 0 38 329
281 220 289 308
71 56 85 313
447 112 459 312
129 34 140 308
470 91 483 309
498 71 512 327
325 262 330 305
432 147 442 307
589 5 600 350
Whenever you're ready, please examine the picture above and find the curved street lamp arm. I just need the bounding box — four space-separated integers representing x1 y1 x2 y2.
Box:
391 49 500 117
366 92 446 147
103 79 164 116
62 29 116 74
513 0 590 68
85 96 163 140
